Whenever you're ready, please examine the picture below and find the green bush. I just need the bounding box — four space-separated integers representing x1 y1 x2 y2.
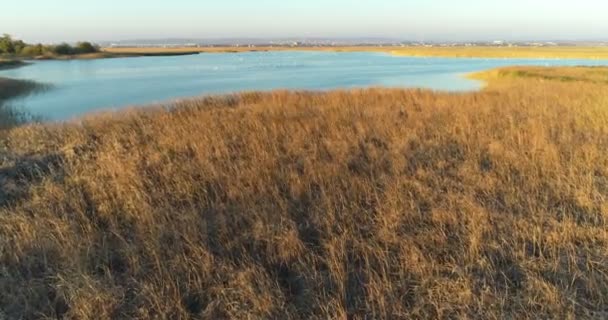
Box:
20 44 45 57
0 34 15 54
75 41 98 54
12 40 26 54
52 43 74 55
0 35 99 57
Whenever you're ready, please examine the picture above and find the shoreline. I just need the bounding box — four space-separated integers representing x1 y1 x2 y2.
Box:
6 65 604 124
3 46 608 66
0 51 201 66
32 50 202 60
103 45 608 60
1 61 604 124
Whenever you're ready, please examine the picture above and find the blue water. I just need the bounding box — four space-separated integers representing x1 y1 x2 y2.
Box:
2 51 608 121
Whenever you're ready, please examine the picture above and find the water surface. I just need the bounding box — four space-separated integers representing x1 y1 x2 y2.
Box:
2 51 608 120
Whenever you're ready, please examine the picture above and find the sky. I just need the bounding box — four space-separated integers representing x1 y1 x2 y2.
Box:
2 0 608 43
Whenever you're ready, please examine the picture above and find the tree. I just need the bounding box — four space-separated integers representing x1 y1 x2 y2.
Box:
53 43 74 55
0 35 99 56
21 44 45 57
0 34 15 54
75 41 98 54
12 40 26 54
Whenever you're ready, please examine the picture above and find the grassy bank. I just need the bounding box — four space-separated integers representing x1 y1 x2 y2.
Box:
104 45 608 59
1 67 608 319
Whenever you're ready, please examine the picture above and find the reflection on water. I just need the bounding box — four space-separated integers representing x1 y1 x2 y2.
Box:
1 51 608 121
0 79 48 129
0 104 28 130
0 77 50 101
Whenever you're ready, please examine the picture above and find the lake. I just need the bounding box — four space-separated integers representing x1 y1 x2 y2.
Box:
2 51 608 121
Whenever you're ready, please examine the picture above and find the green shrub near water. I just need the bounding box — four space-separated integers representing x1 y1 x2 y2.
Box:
19 44 47 56
46 42 99 55
0 34 99 57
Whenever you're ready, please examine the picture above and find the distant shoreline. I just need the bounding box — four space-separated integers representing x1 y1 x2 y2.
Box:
103 45 608 59
0 51 201 67
4 46 608 64
26 50 201 61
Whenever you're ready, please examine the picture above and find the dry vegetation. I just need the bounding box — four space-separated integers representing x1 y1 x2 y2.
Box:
1 67 608 319
390 46 608 59
104 45 608 59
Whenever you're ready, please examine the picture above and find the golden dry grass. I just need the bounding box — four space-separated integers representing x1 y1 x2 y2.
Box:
390 46 608 59
103 45 608 59
1 67 608 319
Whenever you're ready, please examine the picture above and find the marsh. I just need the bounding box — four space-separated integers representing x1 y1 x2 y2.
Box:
2 51 608 121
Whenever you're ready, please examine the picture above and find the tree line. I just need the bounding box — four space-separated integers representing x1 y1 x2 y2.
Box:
0 34 99 57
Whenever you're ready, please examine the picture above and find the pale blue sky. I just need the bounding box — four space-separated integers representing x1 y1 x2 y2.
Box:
3 0 607 43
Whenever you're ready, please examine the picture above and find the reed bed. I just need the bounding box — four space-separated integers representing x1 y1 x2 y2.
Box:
1 67 607 319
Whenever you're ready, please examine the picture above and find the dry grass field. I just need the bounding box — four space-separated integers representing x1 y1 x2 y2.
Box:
390 46 608 59
1 66 608 319
103 45 608 59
